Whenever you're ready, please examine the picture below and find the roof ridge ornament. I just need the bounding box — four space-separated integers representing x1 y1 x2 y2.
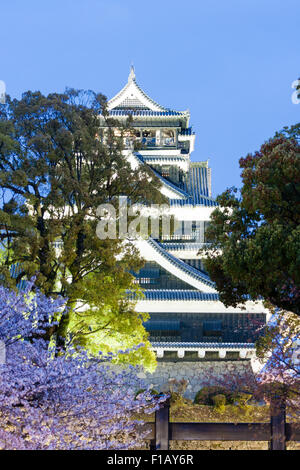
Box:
128 64 136 82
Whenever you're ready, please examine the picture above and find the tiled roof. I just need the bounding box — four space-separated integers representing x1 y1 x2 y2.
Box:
184 165 210 198
159 162 217 206
131 289 219 301
135 153 216 206
142 156 187 163
160 243 207 251
152 341 255 350
107 68 189 116
169 197 218 207
109 110 186 117
152 171 190 198
9 264 27 290
146 158 217 207
134 153 190 198
147 238 215 288
169 164 218 206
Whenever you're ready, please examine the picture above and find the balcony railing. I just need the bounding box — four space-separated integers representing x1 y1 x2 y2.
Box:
161 234 198 241
162 138 175 146
142 137 156 146
124 137 176 149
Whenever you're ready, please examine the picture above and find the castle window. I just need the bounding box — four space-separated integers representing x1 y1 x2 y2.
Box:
145 320 181 331
162 129 175 146
203 320 222 337
133 277 155 285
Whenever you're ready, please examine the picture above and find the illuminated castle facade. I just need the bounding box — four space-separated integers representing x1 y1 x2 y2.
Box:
100 67 267 374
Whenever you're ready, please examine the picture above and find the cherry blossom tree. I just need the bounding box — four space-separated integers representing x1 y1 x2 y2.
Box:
200 308 300 417
0 284 165 449
255 308 300 409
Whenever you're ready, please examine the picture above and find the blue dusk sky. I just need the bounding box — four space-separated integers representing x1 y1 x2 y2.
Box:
1 0 299 196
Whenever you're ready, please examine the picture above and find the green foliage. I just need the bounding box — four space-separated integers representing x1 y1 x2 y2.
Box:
0 88 166 369
212 394 226 413
194 387 254 416
230 392 252 415
194 386 231 405
201 126 300 316
169 392 186 410
230 392 252 406
66 274 157 371
135 389 159 399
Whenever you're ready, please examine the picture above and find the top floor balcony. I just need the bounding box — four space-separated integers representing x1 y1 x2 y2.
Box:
129 137 176 148
124 129 182 151
102 126 193 153
124 138 190 153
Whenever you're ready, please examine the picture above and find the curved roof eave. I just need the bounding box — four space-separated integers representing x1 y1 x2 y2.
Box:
107 67 188 116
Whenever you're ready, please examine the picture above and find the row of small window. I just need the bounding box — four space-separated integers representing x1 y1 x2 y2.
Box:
134 130 175 139
133 278 155 284
146 320 222 336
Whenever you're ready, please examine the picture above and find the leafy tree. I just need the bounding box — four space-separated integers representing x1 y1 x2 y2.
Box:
67 276 156 371
0 89 165 368
202 126 300 315
0 284 166 450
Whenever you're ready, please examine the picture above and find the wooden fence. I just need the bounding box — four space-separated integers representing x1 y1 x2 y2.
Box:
144 399 300 450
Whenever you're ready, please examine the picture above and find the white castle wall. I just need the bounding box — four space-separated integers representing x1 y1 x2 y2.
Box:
137 361 254 400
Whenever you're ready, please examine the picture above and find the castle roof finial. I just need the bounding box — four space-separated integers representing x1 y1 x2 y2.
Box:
128 63 135 82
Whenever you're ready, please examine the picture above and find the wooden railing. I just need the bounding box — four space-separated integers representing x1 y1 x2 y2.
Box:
144 399 300 450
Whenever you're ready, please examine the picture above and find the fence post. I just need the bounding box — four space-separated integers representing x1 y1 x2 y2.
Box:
270 396 286 450
155 398 170 450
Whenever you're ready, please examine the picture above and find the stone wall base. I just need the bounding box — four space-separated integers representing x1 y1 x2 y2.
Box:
138 360 254 400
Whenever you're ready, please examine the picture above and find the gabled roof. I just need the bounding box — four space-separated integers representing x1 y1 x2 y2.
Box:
107 66 189 117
